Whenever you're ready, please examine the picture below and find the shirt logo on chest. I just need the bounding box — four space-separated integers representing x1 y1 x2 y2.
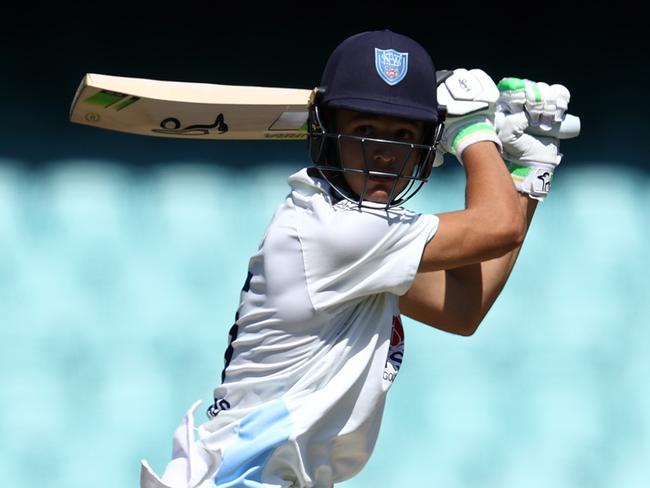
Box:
384 315 405 383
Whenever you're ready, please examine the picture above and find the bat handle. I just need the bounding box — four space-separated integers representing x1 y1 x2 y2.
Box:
495 112 581 139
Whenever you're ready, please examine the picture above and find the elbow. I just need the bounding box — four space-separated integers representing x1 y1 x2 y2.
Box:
437 310 484 337
455 315 483 337
511 208 527 247
505 215 526 249
492 209 526 254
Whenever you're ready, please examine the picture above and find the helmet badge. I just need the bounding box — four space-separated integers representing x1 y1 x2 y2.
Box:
374 48 409 86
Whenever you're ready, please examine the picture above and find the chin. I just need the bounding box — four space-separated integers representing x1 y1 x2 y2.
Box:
364 189 391 204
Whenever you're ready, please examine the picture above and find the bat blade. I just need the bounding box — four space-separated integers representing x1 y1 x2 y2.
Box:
69 74 312 140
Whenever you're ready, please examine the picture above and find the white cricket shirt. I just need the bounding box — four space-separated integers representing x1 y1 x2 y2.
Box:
141 168 439 488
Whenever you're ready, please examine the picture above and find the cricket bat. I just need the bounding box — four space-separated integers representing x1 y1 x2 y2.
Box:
69 73 580 141
70 73 314 140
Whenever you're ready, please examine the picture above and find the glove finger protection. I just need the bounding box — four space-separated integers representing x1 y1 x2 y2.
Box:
497 78 571 130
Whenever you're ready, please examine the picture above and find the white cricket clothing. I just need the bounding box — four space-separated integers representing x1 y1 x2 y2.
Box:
141 168 439 488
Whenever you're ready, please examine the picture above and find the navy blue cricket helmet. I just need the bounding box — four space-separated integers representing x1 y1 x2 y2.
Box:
308 29 446 208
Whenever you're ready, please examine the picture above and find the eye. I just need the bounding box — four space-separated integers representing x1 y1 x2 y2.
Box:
395 128 417 141
352 125 374 137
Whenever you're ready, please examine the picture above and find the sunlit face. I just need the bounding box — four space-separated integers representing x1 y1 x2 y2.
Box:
334 109 425 204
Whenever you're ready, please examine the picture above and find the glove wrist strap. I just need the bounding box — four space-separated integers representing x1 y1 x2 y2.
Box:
454 127 502 164
509 162 555 201
443 116 502 164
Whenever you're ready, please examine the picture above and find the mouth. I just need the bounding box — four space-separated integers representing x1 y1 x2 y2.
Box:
368 175 398 192
369 174 395 184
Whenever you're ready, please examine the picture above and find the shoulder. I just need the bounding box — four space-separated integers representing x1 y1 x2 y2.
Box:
287 167 333 203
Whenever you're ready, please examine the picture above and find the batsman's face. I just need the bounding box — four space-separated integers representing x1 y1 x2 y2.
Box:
335 109 425 204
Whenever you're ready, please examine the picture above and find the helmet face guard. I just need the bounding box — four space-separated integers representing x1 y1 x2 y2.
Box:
308 101 445 210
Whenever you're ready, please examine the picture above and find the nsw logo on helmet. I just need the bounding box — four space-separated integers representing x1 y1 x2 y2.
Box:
375 48 409 86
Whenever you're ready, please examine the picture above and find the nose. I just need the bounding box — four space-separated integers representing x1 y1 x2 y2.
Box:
369 141 397 168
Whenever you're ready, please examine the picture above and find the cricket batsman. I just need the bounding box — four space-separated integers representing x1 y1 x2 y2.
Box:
140 29 577 488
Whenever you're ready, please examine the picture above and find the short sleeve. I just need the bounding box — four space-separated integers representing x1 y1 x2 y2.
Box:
297 203 439 311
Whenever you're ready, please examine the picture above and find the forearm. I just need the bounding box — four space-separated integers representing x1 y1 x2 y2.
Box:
462 142 523 229
447 193 538 328
402 187 536 336
424 142 526 272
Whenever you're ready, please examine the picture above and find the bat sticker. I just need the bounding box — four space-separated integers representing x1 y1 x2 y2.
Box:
83 90 140 111
268 111 309 131
152 114 229 136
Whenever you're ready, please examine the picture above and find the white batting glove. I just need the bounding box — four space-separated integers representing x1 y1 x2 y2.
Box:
436 68 502 165
497 111 561 201
496 77 573 201
497 77 570 130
